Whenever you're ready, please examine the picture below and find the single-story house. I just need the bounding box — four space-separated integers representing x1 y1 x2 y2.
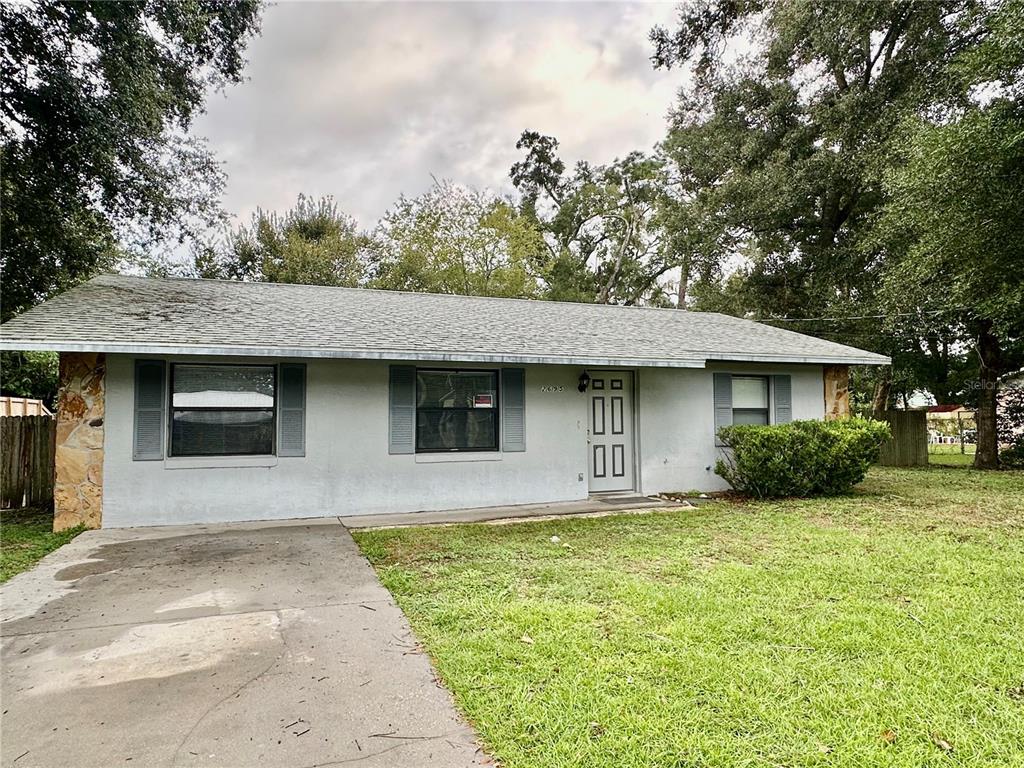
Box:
0 274 889 530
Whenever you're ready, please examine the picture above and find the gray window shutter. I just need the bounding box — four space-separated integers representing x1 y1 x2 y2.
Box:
389 365 416 454
278 364 306 457
713 372 733 447
773 374 793 424
133 360 166 461
501 368 526 452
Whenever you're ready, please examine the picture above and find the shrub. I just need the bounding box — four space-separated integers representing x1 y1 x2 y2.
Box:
998 382 1024 468
715 418 892 498
1000 441 1024 469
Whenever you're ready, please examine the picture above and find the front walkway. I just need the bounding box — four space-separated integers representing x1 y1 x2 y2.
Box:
342 494 675 529
0 519 486 767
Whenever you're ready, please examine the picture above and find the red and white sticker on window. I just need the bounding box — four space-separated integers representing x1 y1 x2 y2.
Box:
474 394 494 408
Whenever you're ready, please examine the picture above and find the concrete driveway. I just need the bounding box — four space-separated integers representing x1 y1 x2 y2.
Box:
1 519 486 768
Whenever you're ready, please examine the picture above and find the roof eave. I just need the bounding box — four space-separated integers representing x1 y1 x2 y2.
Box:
703 352 892 366
0 339 890 367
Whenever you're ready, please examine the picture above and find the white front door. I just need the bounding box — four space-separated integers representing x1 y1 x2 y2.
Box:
587 371 635 493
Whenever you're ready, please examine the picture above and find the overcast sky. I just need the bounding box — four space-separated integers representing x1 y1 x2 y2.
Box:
194 1 684 229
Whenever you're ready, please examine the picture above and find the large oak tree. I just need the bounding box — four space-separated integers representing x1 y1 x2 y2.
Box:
650 0 1020 459
0 0 263 321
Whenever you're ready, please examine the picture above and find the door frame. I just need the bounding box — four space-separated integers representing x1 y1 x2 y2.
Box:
585 368 639 494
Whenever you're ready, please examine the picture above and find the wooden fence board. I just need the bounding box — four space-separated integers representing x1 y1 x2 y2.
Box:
0 415 56 509
878 410 929 467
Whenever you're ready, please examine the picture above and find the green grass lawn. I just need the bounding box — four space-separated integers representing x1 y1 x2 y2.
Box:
929 444 977 467
0 507 83 583
355 466 1024 768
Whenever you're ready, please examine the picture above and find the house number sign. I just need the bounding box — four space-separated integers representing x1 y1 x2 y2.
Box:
539 385 564 392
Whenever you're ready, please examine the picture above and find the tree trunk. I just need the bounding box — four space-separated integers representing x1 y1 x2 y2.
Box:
872 369 892 420
676 255 691 309
973 322 1001 469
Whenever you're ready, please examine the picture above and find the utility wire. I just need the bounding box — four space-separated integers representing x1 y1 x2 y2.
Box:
757 307 970 323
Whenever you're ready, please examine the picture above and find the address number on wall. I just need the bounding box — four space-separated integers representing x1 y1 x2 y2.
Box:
539 385 565 393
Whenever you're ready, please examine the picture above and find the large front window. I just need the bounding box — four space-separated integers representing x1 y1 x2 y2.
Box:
732 375 770 425
416 370 498 452
170 364 276 456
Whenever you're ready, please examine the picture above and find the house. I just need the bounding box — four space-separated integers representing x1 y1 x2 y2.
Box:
0 274 890 530
925 404 976 444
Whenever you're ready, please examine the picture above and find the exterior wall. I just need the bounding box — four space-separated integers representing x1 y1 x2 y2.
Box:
100 355 829 527
54 352 106 531
102 355 588 527
823 365 851 420
637 362 825 494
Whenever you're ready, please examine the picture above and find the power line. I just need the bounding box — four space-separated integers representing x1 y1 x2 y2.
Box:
758 308 970 323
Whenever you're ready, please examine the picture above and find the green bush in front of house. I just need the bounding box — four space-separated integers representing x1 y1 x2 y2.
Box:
715 418 892 498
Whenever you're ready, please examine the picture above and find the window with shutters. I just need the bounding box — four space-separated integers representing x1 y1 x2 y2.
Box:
169 364 276 456
732 375 770 425
416 369 499 452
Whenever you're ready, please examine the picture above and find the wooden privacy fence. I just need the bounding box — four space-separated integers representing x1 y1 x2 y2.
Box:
878 410 928 467
1 415 56 509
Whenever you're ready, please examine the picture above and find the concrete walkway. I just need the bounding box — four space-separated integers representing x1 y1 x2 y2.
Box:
0 519 486 768
342 494 674 529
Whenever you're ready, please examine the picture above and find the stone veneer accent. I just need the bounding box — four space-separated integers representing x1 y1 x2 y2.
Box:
823 364 851 420
54 352 105 531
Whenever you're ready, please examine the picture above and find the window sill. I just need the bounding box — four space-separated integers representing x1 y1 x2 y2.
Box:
415 452 503 464
163 455 279 470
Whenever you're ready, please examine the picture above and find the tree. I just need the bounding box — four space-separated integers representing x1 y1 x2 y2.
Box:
880 101 1024 468
200 195 367 287
370 179 544 298
0 351 59 407
0 0 263 321
650 0 1001 404
511 132 674 305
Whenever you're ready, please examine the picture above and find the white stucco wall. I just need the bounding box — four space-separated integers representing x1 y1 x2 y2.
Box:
636 362 825 494
101 355 827 526
102 355 589 527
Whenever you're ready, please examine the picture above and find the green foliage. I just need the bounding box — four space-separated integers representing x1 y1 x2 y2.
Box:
880 102 1024 341
999 382 1024 443
651 0 1015 409
879 98 1024 466
715 418 891 498
0 0 263 321
511 133 676 305
202 195 367 287
370 180 544 298
999 381 1024 467
0 351 59 406
999 443 1024 469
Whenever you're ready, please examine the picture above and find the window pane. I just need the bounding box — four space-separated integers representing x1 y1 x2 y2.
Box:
733 408 770 426
417 410 497 451
171 410 274 456
173 365 275 408
417 371 497 409
732 376 768 409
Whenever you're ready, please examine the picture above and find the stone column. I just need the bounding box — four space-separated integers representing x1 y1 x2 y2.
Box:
54 352 105 531
823 364 851 420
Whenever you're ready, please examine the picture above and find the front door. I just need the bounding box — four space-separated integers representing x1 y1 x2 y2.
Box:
587 371 635 493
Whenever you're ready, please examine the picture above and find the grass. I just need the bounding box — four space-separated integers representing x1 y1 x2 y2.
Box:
355 466 1024 768
929 443 977 467
0 507 83 583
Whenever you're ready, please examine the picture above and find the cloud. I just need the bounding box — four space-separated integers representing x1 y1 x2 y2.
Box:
194 1 683 229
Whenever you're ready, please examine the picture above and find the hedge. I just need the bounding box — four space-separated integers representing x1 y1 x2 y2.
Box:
715 418 891 498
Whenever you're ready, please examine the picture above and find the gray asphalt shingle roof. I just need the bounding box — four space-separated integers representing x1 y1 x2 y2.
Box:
0 274 890 367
